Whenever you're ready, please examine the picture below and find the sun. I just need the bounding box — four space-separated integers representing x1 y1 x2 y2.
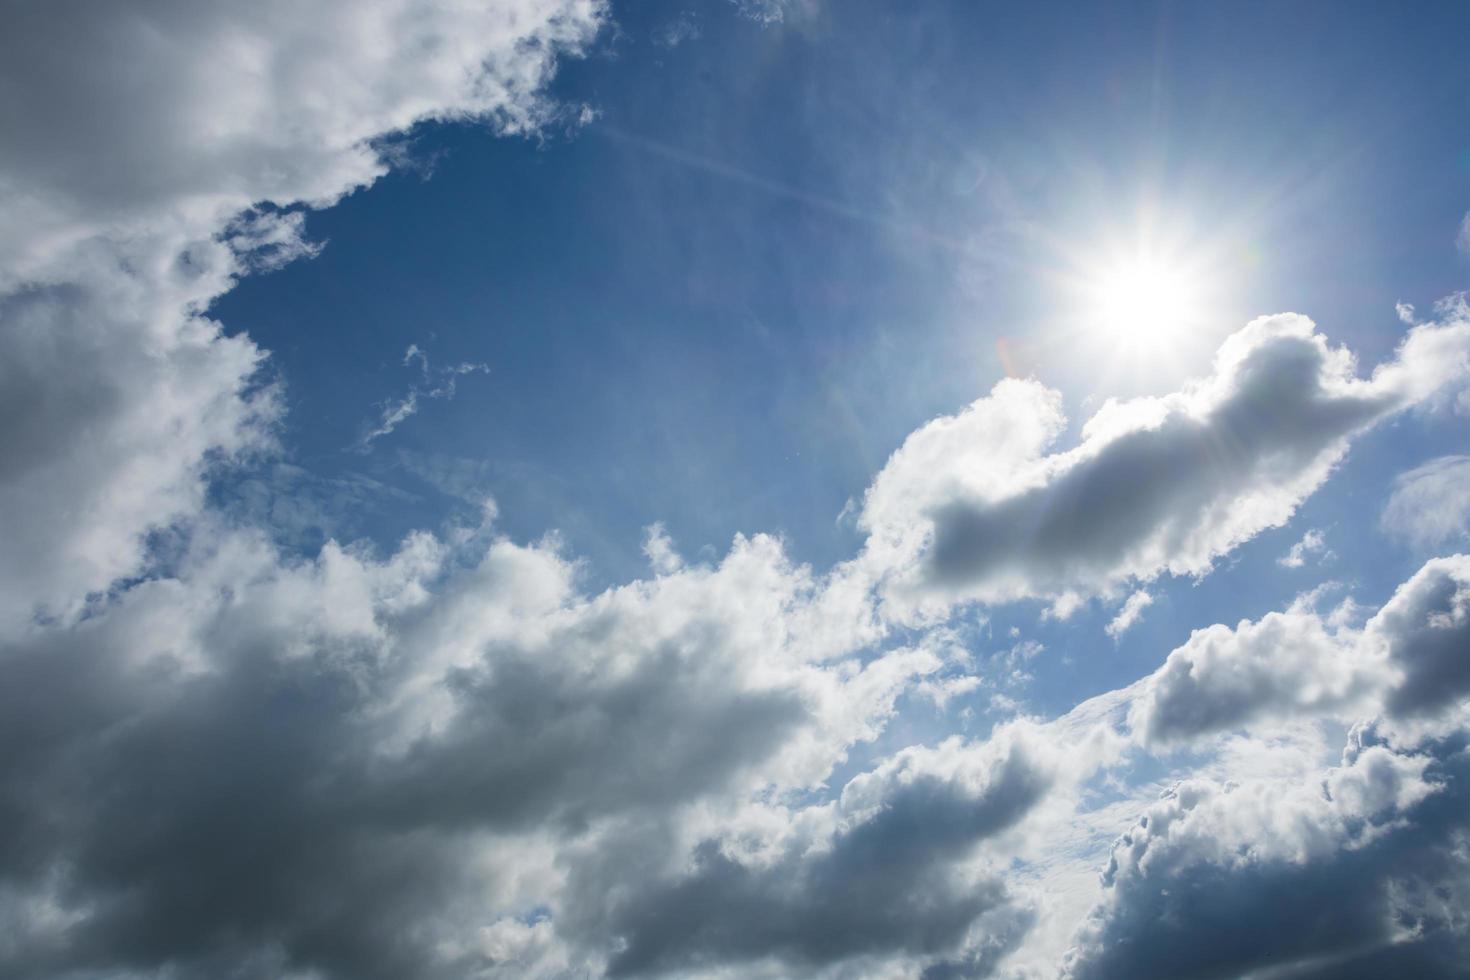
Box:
1086 249 1202 346
1037 208 1244 386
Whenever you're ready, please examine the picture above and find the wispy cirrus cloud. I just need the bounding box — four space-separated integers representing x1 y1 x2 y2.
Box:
357 344 489 450
1383 455 1470 550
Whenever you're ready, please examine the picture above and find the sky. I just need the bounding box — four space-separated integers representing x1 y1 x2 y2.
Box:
2 1 1470 978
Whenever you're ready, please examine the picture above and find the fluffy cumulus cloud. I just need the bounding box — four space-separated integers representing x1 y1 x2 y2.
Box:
1279 527 1331 568
1129 554 1470 745
1066 556 1470 979
861 311 1470 617
1064 736 1469 980
586 730 1053 978
0 520 960 977
9 3 1470 979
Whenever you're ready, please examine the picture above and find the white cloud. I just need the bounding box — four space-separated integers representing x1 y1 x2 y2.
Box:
6 4 1470 977
642 522 684 575
651 11 701 48
358 345 489 449
1062 555 1470 976
1458 209 1470 256
860 310 1470 619
1129 554 1470 745
729 0 813 24
1064 737 1460 980
0 0 605 284
1278 527 1331 568
0 518 952 977
1382 455 1470 549
1105 590 1153 639
589 727 1054 977
1128 600 1378 746
0 0 604 630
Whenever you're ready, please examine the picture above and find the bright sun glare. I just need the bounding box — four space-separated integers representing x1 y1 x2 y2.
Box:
1088 251 1202 345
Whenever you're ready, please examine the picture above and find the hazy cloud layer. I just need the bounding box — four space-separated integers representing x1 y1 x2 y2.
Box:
1382 455 1470 549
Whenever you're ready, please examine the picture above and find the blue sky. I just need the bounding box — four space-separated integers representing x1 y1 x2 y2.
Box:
215 0 1469 707
4 2 1470 978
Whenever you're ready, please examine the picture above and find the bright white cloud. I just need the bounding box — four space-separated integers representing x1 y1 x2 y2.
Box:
1129 554 1470 745
1278 527 1331 568
1105 590 1153 638
0 0 604 284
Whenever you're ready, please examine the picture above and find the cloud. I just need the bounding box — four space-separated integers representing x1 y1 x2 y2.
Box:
1129 555 1470 745
729 0 812 24
861 310 1470 617
651 11 700 48
642 522 684 575
1128 599 1377 745
1063 734 1468 980
357 345 489 450
0 0 604 630
0 520 950 978
591 730 1051 977
1370 555 1470 720
1279 527 1331 568
1458 209 1470 255
0 0 605 283
6 3 1470 977
1382 455 1470 549
1105 590 1153 639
